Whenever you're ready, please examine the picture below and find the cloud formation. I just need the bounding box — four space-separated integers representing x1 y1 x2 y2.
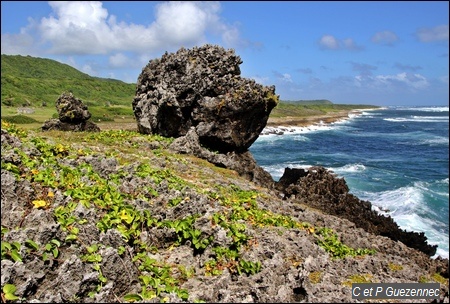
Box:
355 72 429 91
416 25 449 42
2 1 240 56
393 63 422 72
318 34 364 51
371 30 399 46
349 62 377 76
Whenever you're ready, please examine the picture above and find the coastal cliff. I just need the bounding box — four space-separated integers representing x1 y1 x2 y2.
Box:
1 121 448 303
1 45 448 303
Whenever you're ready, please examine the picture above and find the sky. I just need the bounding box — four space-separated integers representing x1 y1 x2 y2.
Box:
1 1 449 106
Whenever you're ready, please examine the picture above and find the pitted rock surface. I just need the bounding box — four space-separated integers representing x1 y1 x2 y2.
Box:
42 92 99 132
133 44 279 153
56 92 92 123
276 166 438 256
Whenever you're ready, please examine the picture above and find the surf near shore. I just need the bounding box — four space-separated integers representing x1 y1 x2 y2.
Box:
262 109 369 135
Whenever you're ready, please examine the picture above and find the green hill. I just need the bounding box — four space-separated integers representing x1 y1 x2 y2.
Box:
1 54 136 108
282 99 333 105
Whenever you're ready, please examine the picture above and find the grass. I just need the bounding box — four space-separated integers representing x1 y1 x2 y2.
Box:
1 54 136 108
269 102 379 118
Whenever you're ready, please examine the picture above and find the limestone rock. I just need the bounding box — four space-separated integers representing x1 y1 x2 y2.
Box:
276 166 438 256
56 92 91 123
42 92 100 132
133 44 279 153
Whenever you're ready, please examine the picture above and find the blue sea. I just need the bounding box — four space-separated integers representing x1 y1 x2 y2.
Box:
250 106 449 259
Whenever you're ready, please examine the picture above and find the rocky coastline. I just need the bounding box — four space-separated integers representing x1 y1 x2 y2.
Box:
1 45 448 303
262 109 371 135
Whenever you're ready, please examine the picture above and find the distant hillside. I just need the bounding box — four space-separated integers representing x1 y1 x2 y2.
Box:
1 54 136 108
270 100 378 118
282 99 333 105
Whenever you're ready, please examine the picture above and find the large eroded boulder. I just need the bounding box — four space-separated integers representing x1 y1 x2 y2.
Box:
132 44 279 153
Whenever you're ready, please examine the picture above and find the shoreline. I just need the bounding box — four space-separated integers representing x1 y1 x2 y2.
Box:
266 109 361 128
262 109 377 135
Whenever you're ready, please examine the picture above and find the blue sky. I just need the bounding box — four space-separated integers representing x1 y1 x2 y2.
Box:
1 1 448 106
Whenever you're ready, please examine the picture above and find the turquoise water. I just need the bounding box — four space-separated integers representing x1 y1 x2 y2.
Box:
250 106 449 259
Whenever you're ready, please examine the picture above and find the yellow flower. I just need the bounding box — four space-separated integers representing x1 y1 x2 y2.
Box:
47 191 55 198
32 200 47 209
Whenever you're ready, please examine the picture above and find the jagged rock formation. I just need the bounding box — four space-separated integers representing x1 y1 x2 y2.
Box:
42 92 100 132
1 127 448 303
132 44 279 153
275 166 438 256
169 127 274 188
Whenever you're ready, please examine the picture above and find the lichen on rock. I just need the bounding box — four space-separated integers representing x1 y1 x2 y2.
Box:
133 44 279 153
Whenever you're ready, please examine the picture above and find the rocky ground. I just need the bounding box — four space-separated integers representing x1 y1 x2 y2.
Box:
1 121 448 303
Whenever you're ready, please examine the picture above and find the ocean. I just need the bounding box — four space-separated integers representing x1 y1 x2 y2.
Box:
250 105 449 259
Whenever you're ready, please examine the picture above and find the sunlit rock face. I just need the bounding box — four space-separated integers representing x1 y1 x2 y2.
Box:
133 44 278 153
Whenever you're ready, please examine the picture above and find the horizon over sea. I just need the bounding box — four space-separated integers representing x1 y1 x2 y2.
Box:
250 105 449 259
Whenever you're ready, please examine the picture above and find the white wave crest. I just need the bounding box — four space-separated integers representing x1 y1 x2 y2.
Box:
333 163 367 173
392 106 449 112
360 184 449 260
384 116 449 123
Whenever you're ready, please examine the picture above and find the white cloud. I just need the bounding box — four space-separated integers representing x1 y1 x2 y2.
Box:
318 35 363 51
281 73 293 83
81 63 97 76
371 30 399 46
1 32 37 55
3 1 241 56
250 75 269 85
109 53 130 68
319 35 339 50
356 72 430 90
416 25 449 42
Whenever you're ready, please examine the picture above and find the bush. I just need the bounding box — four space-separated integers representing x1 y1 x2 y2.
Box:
1 115 39 124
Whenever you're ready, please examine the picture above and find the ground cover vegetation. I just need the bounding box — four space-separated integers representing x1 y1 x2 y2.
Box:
1 120 380 302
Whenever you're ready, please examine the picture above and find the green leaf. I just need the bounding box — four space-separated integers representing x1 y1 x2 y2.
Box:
11 250 22 262
25 239 39 251
3 284 19 300
65 234 78 242
99 274 107 283
4 292 19 300
123 294 143 302
3 283 17 294
51 239 61 247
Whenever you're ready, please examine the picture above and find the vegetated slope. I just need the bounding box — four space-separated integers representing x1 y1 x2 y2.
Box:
1 121 447 303
270 100 379 118
283 99 334 105
1 54 136 107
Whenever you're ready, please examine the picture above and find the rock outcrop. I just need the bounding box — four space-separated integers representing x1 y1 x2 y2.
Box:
132 44 278 153
169 127 274 188
275 166 438 256
42 92 100 132
1 126 448 303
